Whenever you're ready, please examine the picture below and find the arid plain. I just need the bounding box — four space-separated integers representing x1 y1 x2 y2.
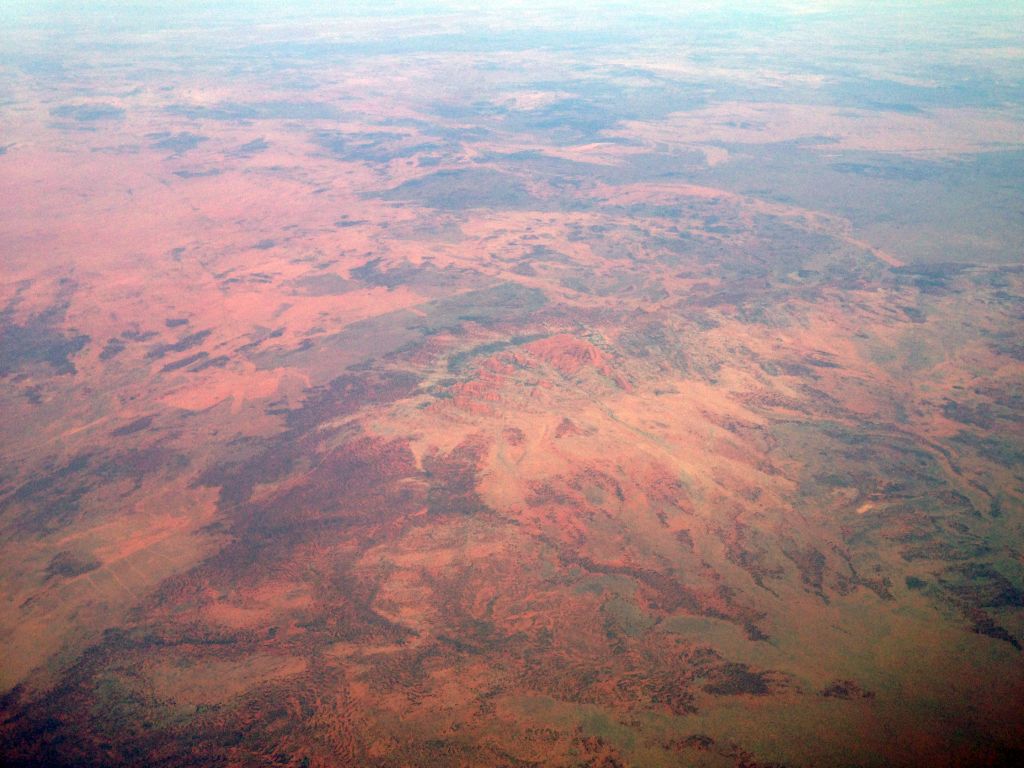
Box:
1 3 1023 766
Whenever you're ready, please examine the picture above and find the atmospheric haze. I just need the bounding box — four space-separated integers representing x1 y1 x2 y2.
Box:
1 2 1023 767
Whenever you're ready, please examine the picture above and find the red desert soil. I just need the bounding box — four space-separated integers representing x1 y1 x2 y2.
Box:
1 5 1023 768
